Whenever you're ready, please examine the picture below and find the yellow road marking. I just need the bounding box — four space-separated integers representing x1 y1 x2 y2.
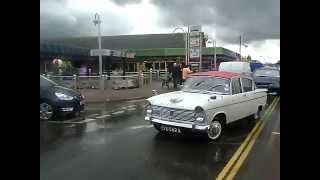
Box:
216 97 278 180
225 97 279 180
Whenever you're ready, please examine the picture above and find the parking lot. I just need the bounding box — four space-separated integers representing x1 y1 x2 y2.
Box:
40 95 279 180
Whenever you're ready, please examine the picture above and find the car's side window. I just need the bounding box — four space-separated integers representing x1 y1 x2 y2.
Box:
232 78 242 94
242 78 253 92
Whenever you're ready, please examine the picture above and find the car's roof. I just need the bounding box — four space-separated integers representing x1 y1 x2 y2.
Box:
220 61 249 64
190 71 241 79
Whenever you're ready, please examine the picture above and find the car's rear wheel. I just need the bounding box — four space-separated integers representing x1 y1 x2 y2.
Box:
40 102 54 120
207 120 223 141
254 107 263 120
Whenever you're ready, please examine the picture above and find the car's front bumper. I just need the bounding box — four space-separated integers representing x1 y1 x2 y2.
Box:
55 100 85 116
146 117 209 131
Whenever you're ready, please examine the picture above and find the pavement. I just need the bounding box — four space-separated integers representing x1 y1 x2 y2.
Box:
78 81 174 103
40 95 280 180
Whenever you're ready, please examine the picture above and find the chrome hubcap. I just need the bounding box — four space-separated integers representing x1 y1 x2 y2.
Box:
208 121 222 140
40 103 53 120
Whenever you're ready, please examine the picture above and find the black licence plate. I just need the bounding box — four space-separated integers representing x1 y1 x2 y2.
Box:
160 125 182 134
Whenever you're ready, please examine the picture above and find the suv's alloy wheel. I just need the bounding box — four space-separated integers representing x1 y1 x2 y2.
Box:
40 103 53 120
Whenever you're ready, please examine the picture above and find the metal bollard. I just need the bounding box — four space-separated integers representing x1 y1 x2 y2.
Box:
149 69 153 85
100 75 105 91
139 73 144 88
73 74 77 89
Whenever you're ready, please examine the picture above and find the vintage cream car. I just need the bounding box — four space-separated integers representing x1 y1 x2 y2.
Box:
145 71 267 140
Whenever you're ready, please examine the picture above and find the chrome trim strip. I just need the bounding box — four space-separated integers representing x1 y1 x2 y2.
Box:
151 118 209 130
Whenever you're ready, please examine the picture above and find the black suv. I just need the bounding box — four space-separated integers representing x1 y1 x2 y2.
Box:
40 75 85 120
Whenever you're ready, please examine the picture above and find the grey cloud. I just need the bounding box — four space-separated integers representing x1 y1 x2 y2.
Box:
40 0 134 39
151 0 279 45
109 0 142 6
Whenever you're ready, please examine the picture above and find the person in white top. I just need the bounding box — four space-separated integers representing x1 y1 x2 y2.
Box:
182 65 193 83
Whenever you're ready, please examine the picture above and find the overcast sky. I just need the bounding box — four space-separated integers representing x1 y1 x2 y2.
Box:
40 0 280 63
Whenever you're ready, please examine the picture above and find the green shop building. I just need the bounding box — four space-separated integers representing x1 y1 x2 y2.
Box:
40 33 239 74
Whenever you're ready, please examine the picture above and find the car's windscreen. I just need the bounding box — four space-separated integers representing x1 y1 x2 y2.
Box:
40 75 58 87
182 76 231 94
254 69 279 77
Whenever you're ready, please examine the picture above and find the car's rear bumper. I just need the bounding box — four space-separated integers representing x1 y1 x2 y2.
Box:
256 85 280 95
145 117 209 131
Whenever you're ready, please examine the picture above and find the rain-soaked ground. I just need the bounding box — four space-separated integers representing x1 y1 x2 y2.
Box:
40 96 279 180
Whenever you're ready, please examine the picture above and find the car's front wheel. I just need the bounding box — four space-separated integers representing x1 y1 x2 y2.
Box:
207 120 224 141
40 102 54 121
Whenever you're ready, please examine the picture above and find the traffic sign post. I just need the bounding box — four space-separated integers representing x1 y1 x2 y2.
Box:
188 25 202 71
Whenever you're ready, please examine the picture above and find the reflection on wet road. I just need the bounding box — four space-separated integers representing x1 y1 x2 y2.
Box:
40 97 277 180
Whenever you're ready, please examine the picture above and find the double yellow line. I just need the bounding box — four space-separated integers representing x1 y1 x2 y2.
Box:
216 96 280 180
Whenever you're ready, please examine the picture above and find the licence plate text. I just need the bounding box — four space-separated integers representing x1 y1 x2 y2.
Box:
160 126 182 133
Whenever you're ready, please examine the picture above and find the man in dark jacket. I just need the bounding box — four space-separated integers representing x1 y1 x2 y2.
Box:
172 63 180 89
178 63 184 85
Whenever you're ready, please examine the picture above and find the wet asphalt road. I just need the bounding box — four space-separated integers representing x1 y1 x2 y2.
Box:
40 96 278 180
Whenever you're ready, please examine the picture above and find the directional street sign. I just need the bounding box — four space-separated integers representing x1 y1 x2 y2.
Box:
90 49 135 58
90 49 111 56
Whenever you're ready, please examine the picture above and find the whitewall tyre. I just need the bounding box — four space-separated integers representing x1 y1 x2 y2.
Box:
207 120 223 141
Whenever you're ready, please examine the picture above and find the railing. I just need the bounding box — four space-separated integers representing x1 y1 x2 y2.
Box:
42 70 166 90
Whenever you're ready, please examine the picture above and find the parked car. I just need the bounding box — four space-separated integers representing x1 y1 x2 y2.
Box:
253 67 280 95
249 61 264 72
144 71 267 140
219 62 252 76
40 75 85 121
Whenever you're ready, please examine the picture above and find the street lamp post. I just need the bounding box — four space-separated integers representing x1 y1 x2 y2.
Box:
208 38 217 70
173 27 188 65
214 40 217 70
93 13 103 89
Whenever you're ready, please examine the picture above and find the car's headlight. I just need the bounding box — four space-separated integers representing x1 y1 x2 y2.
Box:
144 100 152 117
144 101 152 121
194 106 206 123
55 92 74 100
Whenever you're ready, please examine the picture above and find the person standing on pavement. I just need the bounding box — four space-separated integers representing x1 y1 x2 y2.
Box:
172 63 180 89
178 63 183 85
182 64 193 83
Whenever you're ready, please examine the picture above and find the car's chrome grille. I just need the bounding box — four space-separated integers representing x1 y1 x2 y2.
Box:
151 105 195 122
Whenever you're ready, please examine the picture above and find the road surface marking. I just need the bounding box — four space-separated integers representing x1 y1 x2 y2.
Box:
96 114 111 119
223 97 279 180
87 113 99 117
77 118 97 123
128 125 153 130
216 97 278 180
111 110 125 115
127 99 146 103
66 124 76 128
47 120 74 124
272 132 280 135
127 108 137 111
